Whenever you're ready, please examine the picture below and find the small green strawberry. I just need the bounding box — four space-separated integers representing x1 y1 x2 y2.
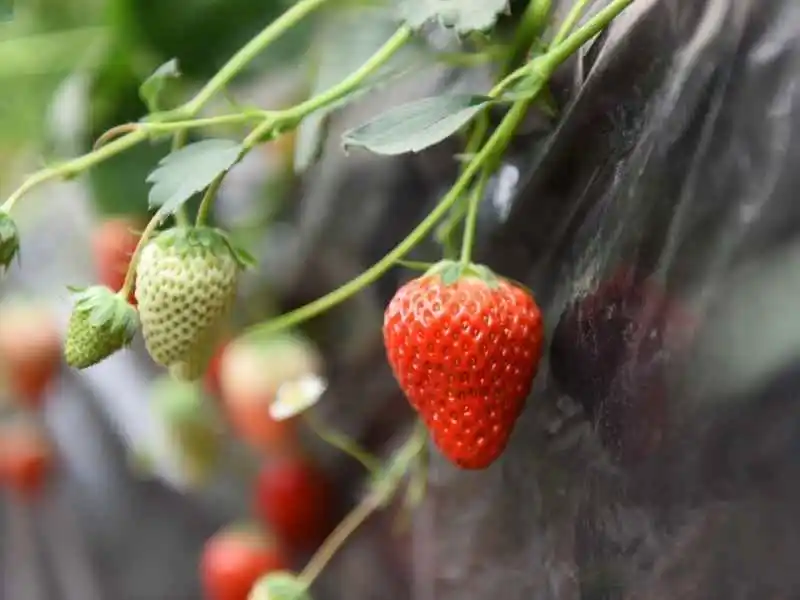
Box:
0 210 20 271
135 226 252 378
150 375 223 486
64 285 139 369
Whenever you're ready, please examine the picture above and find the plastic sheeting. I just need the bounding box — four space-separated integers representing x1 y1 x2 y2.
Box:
404 0 800 598
6 0 800 598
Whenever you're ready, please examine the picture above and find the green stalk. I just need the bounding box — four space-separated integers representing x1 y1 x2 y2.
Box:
458 170 490 266
184 0 331 114
248 99 532 338
242 25 413 150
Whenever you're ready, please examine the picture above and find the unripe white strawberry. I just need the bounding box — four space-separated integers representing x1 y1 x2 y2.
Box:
135 226 250 378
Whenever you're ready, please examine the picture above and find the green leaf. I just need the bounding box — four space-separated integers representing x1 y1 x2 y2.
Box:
147 139 242 217
395 0 510 34
249 571 311 600
341 94 491 156
139 58 181 113
294 4 425 172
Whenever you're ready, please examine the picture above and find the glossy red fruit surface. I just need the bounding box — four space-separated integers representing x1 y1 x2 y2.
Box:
383 266 544 469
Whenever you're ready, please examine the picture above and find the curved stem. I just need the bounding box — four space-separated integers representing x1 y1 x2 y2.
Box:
119 210 166 298
184 0 331 114
144 112 270 133
552 0 592 47
299 492 382 587
247 100 532 339
458 170 489 266
195 173 225 227
500 0 552 77
299 422 427 587
242 25 413 151
304 412 381 475
2 129 147 213
2 0 327 211
545 0 632 68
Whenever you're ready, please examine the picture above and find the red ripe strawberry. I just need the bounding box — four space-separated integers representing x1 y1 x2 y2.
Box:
0 415 52 500
0 302 61 409
383 261 544 469
200 524 289 600
253 456 331 552
92 217 141 306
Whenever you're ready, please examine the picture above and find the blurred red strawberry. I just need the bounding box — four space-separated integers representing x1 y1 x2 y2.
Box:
0 302 61 409
92 217 141 306
253 455 331 553
200 524 289 600
0 415 52 500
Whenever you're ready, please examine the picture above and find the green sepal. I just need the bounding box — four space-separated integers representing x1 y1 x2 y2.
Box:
64 285 139 369
0 210 21 271
150 225 257 270
70 285 139 341
423 259 501 289
248 571 311 600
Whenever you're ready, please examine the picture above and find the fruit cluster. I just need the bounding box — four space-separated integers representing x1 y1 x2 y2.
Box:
197 332 331 600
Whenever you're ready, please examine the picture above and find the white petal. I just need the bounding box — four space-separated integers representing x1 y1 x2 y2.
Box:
270 374 328 421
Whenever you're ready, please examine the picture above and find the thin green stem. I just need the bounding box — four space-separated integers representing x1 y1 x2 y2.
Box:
185 0 331 114
437 0 631 252
299 489 381 587
242 25 413 151
119 210 166 298
144 112 269 132
552 0 593 47
304 412 381 475
247 100 532 339
458 170 489 265
2 129 147 213
299 422 427 587
195 173 225 227
172 131 190 227
2 0 327 211
548 0 632 65
500 0 552 77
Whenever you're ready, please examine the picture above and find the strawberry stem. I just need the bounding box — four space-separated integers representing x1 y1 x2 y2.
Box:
119 209 167 300
195 173 226 227
303 412 381 475
551 0 593 47
247 98 533 338
458 169 490 266
171 131 191 227
298 421 427 587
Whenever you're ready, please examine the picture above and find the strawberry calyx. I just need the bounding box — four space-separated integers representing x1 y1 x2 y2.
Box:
64 284 140 368
151 226 256 270
423 259 501 288
0 210 20 272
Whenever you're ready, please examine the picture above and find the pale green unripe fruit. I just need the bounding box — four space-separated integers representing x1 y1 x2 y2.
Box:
135 226 241 377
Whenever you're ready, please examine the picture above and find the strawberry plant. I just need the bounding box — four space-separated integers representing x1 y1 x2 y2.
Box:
1 0 635 597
